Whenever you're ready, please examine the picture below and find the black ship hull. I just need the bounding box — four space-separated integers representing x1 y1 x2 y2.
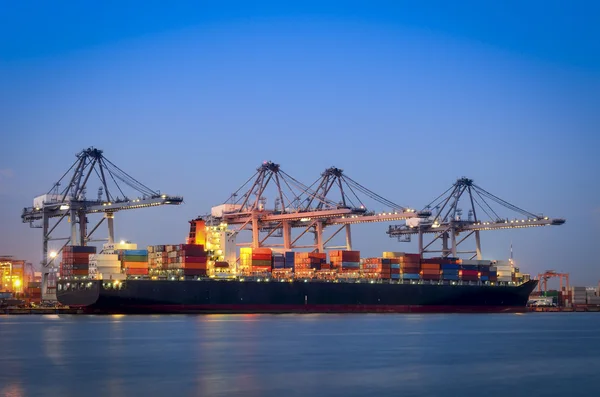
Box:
56 279 538 314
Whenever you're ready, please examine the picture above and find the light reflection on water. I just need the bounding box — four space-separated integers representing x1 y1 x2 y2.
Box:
0 313 598 397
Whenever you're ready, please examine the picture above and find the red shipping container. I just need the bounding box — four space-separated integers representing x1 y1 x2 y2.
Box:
181 256 208 264
461 270 479 277
183 269 207 276
421 263 441 270
180 249 206 257
182 262 208 270
252 247 272 255
402 266 421 273
251 254 272 261
422 274 441 280
126 268 149 275
179 244 204 251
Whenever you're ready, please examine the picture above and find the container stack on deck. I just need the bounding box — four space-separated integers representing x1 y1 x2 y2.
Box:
168 244 209 277
494 260 512 283
148 245 167 272
89 253 120 279
330 250 360 278
120 249 148 277
399 253 421 280
362 258 392 280
239 247 272 275
62 239 525 285
147 244 208 277
441 261 460 281
60 246 96 279
294 252 326 278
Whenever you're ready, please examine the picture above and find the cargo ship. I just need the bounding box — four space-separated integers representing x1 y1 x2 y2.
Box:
55 220 538 313
57 277 537 314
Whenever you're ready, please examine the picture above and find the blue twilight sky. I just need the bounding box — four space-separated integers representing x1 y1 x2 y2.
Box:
0 1 598 285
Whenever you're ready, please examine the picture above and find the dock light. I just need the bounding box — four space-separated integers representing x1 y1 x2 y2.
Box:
120 240 125 245
13 279 21 288
49 251 57 259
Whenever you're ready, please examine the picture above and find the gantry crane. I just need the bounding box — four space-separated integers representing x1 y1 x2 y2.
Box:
387 177 565 259
206 161 430 252
537 271 569 294
22 147 183 300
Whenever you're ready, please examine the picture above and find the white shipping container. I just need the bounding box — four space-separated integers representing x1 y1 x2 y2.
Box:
211 204 243 217
90 254 119 261
498 276 512 282
103 242 137 251
33 194 67 209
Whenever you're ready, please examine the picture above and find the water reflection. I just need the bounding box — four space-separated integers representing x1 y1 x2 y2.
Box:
0 382 24 397
0 314 599 397
42 325 66 368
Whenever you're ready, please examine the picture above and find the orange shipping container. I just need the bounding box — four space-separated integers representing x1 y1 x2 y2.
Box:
421 263 441 270
122 261 148 269
252 248 272 255
126 268 148 275
182 262 208 270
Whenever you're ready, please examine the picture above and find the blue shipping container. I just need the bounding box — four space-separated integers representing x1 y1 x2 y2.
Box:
441 263 460 270
285 252 295 263
341 262 360 268
390 263 400 269
480 276 489 281
460 264 478 270
391 273 400 279
402 273 420 280
442 269 459 275
442 274 460 281
123 250 148 256
273 263 285 269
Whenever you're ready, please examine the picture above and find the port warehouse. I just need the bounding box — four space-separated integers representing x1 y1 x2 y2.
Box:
0 257 42 304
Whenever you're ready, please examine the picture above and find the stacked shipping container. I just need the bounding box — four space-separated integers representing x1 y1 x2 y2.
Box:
60 246 96 278
362 258 392 280
122 249 149 276
330 251 360 276
294 252 326 278
400 253 421 280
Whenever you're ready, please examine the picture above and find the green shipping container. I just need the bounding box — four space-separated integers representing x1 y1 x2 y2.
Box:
121 255 148 262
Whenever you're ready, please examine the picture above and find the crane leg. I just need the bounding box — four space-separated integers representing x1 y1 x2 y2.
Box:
70 208 77 246
475 230 482 260
451 228 457 257
251 213 259 249
79 210 86 246
283 221 291 250
418 227 423 258
442 232 449 257
106 213 115 244
345 225 352 251
315 222 324 253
